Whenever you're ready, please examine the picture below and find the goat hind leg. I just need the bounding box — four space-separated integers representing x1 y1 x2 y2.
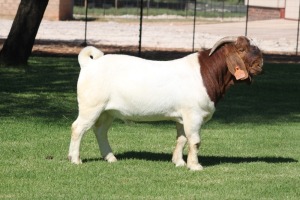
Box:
94 113 117 163
68 108 102 164
68 118 91 164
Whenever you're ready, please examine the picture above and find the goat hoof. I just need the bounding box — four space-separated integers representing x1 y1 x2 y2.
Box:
172 159 186 167
68 155 82 164
187 163 203 171
105 153 117 163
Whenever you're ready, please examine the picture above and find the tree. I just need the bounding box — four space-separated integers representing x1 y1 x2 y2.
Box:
0 0 48 67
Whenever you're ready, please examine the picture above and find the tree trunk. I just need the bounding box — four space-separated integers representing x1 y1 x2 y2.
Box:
0 0 48 66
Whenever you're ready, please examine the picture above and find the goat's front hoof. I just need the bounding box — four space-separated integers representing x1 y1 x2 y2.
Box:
172 159 186 167
68 155 82 164
187 163 203 171
105 153 117 163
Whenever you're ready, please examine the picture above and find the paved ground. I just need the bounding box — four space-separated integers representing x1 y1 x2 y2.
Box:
0 18 299 54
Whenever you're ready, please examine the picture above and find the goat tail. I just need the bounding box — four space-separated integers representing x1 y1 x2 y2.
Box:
78 46 104 68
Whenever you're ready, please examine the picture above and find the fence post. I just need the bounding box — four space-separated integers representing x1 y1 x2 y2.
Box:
245 0 249 36
222 0 224 20
103 0 106 17
296 0 300 55
138 0 144 57
192 0 197 52
82 0 88 46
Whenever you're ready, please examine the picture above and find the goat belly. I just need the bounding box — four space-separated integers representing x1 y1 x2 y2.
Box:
77 53 215 123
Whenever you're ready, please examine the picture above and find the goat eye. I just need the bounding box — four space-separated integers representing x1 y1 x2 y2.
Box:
238 48 244 52
253 63 260 68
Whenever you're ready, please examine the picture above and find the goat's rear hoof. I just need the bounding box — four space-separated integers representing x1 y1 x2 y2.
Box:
105 153 117 163
187 163 203 171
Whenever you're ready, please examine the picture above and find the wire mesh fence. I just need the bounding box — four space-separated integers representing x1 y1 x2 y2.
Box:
1 0 300 55
69 0 300 55
74 0 248 54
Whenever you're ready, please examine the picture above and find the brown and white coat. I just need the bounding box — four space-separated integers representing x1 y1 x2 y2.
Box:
68 36 263 171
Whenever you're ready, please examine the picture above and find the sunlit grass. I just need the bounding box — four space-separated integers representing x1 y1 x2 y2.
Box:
73 6 245 20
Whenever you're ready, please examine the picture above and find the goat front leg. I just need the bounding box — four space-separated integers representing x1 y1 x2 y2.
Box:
183 114 203 171
172 122 187 167
187 140 202 171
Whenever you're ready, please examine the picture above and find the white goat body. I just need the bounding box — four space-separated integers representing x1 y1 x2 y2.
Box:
69 46 215 170
78 47 214 123
68 36 263 171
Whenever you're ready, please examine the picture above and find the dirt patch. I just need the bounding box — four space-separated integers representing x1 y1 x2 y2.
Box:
31 40 192 60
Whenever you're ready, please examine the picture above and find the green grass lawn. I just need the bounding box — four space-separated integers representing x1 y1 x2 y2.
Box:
0 56 299 199
73 6 245 20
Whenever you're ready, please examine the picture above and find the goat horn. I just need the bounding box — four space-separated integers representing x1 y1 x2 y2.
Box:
209 36 239 56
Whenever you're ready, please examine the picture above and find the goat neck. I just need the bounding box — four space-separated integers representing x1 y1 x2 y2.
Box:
198 47 235 105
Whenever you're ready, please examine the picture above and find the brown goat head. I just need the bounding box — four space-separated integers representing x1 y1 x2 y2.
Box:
209 36 263 82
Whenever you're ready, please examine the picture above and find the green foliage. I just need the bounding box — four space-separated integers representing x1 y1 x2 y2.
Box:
0 57 299 199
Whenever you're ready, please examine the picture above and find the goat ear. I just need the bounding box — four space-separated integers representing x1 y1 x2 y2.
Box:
225 52 249 80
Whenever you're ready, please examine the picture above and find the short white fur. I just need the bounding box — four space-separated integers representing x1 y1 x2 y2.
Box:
68 46 215 170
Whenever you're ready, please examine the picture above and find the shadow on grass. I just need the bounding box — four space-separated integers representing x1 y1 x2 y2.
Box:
0 56 79 122
83 151 297 166
203 62 300 124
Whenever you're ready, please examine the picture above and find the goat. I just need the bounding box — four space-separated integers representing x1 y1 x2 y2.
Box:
68 36 263 171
